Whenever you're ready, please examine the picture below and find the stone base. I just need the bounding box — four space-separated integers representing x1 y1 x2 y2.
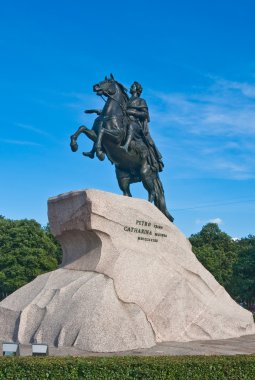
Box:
0 189 254 352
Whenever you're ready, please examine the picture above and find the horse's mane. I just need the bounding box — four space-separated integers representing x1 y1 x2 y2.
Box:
115 80 129 104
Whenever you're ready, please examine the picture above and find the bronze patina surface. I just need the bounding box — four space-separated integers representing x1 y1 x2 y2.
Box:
70 75 174 222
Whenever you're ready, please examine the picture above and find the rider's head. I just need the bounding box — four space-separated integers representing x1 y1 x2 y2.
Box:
130 81 143 96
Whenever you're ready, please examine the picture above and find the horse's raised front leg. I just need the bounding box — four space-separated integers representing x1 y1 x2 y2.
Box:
83 143 96 159
70 125 97 152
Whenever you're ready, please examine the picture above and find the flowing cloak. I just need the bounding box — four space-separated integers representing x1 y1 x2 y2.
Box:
127 97 164 172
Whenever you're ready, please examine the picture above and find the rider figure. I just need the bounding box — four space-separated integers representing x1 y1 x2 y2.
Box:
123 82 164 172
83 81 164 173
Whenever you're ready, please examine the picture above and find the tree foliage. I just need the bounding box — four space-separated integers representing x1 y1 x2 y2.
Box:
229 235 255 306
189 223 238 290
189 224 255 308
43 223 63 265
0 217 62 300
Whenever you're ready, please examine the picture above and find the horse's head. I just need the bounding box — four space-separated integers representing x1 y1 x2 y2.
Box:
93 74 118 97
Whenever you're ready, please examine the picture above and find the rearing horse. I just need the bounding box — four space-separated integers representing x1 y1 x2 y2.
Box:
70 75 174 222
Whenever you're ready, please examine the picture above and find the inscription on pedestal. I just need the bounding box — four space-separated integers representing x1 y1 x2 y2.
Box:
123 220 168 243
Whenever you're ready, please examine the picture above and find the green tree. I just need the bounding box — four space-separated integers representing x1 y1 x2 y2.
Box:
229 235 255 307
189 223 237 290
43 223 63 264
0 217 61 300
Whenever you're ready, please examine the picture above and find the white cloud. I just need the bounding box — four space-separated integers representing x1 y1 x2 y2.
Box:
215 78 255 98
147 75 255 179
0 139 41 146
15 123 52 138
208 218 223 225
150 81 255 137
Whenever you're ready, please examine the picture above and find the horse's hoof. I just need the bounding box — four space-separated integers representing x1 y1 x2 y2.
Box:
168 213 174 223
83 151 94 159
148 193 156 203
96 150 105 161
97 152 105 161
70 141 78 152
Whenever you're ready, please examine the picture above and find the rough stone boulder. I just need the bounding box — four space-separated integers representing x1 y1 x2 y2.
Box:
0 189 254 352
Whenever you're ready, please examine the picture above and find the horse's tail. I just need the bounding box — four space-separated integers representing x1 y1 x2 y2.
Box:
154 174 174 222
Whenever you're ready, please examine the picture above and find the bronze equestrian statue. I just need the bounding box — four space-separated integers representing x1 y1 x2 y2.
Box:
70 74 174 222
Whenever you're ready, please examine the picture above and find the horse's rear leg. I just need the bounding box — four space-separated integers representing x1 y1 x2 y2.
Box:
142 167 174 222
154 181 174 222
140 162 156 203
115 168 132 197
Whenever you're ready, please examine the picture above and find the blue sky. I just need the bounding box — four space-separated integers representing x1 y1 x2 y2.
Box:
1 0 255 238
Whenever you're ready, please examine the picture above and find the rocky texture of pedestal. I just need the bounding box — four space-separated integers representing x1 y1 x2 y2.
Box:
0 189 254 352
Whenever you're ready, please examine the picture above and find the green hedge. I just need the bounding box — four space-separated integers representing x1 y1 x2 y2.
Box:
0 356 255 380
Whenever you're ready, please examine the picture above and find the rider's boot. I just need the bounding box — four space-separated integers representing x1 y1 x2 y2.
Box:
122 135 132 152
122 126 134 152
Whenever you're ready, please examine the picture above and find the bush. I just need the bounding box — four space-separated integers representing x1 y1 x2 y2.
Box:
0 355 255 380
